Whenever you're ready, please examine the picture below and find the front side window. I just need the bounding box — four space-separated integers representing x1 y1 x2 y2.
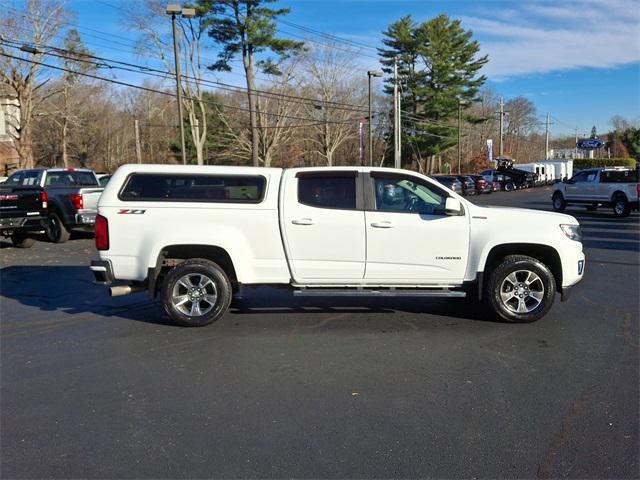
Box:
298 176 356 209
119 174 266 202
373 176 446 215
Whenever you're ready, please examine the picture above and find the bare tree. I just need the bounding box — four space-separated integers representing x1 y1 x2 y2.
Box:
0 0 69 168
128 0 208 165
300 44 365 166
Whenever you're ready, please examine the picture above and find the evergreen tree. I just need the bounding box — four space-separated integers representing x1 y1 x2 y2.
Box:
590 125 597 139
199 0 304 166
378 14 488 169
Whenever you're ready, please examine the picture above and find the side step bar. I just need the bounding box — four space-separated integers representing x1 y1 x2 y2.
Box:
293 288 466 298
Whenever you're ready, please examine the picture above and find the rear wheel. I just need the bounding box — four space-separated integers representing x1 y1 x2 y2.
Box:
485 255 556 323
46 212 71 243
11 232 35 248
612 195 630 217
552 192 566 212
161 258 232 327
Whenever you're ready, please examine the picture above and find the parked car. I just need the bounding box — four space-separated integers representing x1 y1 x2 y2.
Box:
430 175 463 195
552 167 639 217
4 168 104 243
455 175 478 196
0 181 49 248
480 170 518 192
92 164 585 326
469 175 492 194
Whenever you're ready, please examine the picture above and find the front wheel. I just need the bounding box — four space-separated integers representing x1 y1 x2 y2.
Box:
485 255 556 323
552 192 566 212
504 182 515 192
161 258 232 327
612 195 630 217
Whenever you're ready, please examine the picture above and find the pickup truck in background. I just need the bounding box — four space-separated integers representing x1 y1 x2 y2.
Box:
552 167 639 217
0 183 48 247
3 168 104 242
91 164 585 328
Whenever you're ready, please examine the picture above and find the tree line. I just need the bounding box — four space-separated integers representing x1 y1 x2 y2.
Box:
1 0 637 174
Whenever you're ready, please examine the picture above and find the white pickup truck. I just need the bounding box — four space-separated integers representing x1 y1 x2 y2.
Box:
91 165 585 326
552 166 639 217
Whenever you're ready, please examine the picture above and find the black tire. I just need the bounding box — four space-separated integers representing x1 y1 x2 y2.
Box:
552 192 566 212
484 255 556 323
504 182 515 192
586 204 598 212
11 232 35 248
45 212 71 243
612 195 630 218
161 258 232 327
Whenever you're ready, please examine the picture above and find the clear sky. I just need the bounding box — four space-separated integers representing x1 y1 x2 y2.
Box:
61 0 640 138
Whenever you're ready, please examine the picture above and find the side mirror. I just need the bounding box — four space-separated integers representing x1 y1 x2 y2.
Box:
445 197 463 216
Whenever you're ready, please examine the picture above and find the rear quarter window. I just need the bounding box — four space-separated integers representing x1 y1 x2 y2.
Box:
119 174 267 203
600 170 638 183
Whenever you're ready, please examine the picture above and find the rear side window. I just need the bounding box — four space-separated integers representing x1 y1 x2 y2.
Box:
6 171 39 186
298 176 356 209
601 170 638 183
119 174 266 202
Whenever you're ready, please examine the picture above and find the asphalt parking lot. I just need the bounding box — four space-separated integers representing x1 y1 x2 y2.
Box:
1 187 638 479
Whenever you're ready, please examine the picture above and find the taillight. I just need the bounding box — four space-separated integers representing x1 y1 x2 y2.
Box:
95 214 109 250
70 193 83 210
40 190 48 209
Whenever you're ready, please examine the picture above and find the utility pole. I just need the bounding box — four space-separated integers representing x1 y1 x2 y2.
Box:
358 117 365 165
545 113 550 160
393 58 401 169
166 5 195 165
367 70 382 166
457 101 463 174
134 119 142 164
574 127 578 158
498 97 505 158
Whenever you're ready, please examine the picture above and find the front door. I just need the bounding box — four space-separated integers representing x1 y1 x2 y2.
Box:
281 170 366 282
364 172 470 283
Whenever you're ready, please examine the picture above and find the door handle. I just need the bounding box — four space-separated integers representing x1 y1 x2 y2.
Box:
371 221 393 228
292 218 314 225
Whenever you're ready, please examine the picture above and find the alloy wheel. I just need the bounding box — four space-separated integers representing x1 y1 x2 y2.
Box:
499 270 545 313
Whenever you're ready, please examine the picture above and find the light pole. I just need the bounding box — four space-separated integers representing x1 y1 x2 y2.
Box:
457 99 469 174
367 70 382 166
166 4 195 165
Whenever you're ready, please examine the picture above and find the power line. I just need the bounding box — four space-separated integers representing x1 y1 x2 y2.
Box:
1 37 374 114
0 50 367 126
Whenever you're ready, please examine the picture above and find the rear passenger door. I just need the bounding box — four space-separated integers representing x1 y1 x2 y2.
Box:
281 171 366 281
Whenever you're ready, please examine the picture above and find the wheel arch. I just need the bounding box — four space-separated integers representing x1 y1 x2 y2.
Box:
150 244 238 297
478 242 562 298
611 190 628 201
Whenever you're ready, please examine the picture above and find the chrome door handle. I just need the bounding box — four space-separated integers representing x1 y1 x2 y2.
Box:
371 221 393 228
292 218 314 225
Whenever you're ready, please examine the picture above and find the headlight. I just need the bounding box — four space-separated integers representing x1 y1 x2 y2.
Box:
560 224 582 242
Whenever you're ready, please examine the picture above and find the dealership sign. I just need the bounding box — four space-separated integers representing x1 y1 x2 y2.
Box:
577 138 604 149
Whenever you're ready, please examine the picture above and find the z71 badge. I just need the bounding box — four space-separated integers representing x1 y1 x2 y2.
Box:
117 209 146 214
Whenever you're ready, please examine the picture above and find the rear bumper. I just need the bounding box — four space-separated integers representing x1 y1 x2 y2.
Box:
0 215 47 235
75 211 96 226
90 260 115 285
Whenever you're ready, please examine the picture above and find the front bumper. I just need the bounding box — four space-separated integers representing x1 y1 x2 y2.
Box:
90 260 115 285
561 250 585 301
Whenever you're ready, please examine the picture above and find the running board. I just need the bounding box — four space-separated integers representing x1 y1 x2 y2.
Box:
293 288 466 298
